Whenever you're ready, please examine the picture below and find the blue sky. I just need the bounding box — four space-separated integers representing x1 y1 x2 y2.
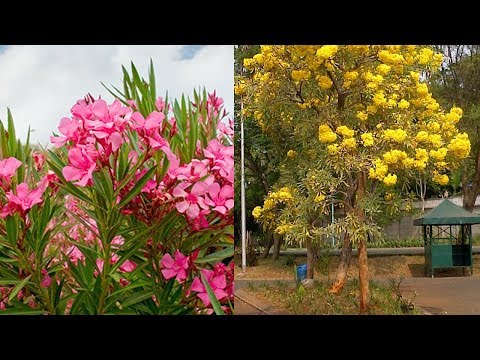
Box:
0 45 233 145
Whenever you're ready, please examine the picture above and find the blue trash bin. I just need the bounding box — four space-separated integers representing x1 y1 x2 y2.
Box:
296 263 307 282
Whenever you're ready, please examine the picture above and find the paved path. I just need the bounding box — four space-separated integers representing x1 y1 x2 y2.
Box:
398 277 480 315
235 277 480 315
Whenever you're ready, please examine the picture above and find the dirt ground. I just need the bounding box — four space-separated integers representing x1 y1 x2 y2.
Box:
235 254 480 281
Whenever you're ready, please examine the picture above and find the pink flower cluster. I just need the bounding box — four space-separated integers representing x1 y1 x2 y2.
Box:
160 250 234 312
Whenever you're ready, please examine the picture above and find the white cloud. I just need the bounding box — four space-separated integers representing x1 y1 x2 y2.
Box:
0 45 233 146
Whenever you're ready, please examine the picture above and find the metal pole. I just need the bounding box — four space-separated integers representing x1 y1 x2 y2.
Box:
331 201 335 246
240 100 247 273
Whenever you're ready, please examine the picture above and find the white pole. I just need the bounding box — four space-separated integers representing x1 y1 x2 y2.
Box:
240 100 247 273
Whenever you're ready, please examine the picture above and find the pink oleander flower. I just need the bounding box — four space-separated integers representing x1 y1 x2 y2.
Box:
0 182 44 218
204 139 234 183
83 99 130 152
37 171 59 192
173 181 210 219
217 118 234 140
62 148 97 187
0 157 22 183
130 111 168 149
204 182 234 215
32 151 45 171
190 268 228 307
119 260 137 273
161 250 190 283
41 269 52 288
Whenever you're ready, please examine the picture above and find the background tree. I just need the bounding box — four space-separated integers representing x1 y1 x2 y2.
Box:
241 45 471 312
234 45 282 259
430 45 480 211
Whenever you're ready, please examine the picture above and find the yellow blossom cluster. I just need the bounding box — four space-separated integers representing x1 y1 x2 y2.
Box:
252 206 263 219
383 129 407 143
287 150 298 158
383 173 398 186
318 124 337 143
314 193 326 203
447 133 471 159
241 45 471 192
275 223 294 235
433 171 449 186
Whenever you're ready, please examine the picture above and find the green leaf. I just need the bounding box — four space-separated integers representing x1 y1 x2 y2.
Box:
201 272 225 315
0 308 45 315
7 108 17 156
195 247 233 264
8 275 32 302
118 166 156 208
122 289 154 308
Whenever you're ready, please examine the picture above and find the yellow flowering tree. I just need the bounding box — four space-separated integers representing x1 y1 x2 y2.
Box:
240 45 471 312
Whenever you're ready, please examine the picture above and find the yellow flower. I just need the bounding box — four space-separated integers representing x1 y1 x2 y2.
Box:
367 105 377 114
253 53 265 65
397 99 410 110
336 125 355 138
385 192 394 201
327 144 339 155
316 75 333 89
433 172 449 186
415 131 429 143
361 132 374 146
416 83 429 97
357 111 368 121
383 173 398 186
376 64 391 76
243 58 256 70
252 206 263 219
427 121 440 132
383 129 407 143
344 71 359 81
447 132 471 159
314 193 326 203
287 150 297 159
234 81 246 95
402 157 415 168
341 137 357 149
316 45 338 60
429 148 448 161
319 124 337 143
418 47 434 65
291 70 311 82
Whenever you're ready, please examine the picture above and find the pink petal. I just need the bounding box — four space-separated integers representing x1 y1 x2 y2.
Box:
119 260 137 273
213 206 227 215
109 132 123 152
15 183 29 199
58 117 77 136
176 269 187 283
68 148 84 167
63 166 82 182
172 186 188 198
219 185 233 199
175 201 189 214
208 182 221 198
191 181 208 195
161 268 177 280
186 204 199 219
225 199 234 210
213 288 228 302
92 99 108 119
190 277 205 293
161 253 174 268
211 275 227 290
197 292 211 307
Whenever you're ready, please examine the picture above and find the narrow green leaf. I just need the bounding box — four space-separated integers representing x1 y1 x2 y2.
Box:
118 166 156 207
8 275 32 302
201 272 225 315
195 247 233 264
122 289 154 308
0 308 45 315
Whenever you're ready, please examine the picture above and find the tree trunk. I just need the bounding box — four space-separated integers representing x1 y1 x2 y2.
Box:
272 233 282 261
329 232 352 294
306 237 315 279
356 172 370 313
261 231 274 259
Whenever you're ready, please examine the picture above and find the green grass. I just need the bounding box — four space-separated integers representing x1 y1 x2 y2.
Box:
253 279 422 315
368 235 480 248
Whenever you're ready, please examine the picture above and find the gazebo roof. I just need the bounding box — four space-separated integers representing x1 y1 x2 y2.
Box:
413 199 480 226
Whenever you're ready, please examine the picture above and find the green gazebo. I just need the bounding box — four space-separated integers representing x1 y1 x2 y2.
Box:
413 199 480 278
